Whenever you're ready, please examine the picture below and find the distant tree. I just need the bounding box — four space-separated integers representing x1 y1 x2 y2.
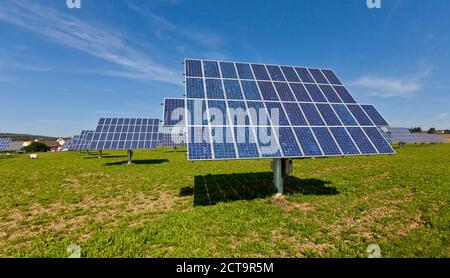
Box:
427 128 437 134
445 129 450 134
22 142 48 152
409 127 422 133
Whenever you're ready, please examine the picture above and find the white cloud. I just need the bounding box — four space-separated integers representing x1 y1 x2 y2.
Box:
351 67 431 98
0 0 181 84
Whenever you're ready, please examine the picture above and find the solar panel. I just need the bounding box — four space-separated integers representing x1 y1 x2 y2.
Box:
163 98 185 126
88 118 160 150
0 138 12 151
157 133 187 148
184 59 395 160
72 131 94 151
7 141 24 151
67 135 80 151
387 127 444 144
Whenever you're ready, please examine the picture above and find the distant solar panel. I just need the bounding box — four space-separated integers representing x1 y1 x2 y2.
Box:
0 138 12 151
184 59 395 160
73 131 94 151
387 127 444 144
87 118 159 150
7 141 24 151
163 98 185 127
67 135 80 151
157 133 187 148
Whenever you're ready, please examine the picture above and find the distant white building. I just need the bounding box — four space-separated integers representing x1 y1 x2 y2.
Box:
56 138 66 146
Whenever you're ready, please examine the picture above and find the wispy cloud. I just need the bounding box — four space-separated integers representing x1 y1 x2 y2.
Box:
0 0 181 84
351 67 432 98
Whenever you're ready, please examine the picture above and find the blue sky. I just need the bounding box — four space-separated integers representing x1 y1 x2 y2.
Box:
0 0 449 136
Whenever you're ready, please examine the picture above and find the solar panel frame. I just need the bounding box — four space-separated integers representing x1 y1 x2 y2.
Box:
184 59 395 160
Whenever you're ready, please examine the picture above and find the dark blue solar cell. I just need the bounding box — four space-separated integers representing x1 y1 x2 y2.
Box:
205 79 224 99
295 67 315 83
211 126 236 159
236 63 254 79
331 104 357 125
293 127 322 156
304 84 327 102
333 86 356 103
347 105 374 126
241 80 262 100
99 118 105 125
234 127 260 158
279 127 303 157
247 101 270 126
186 78 205 98
322 69 342 85
266 65 286 81
265 102 290 126
223 80 244 100
289 83 312 102
258 81 279 101
316 104 342 126
227 101 250 125
187 99 208 125
319 85 342 103
363 127 394 154
309 68 329 84
312 127 341 155
280 66 301 82
208 100 229 125
251 64 271 80
185 59 203 77
283 102 308 126
164 98 185 126
329 127 360 155
361 105 389 126
256 126 282 158
188 127 213 160
300 103 325 126
347 127 377 154
203 61 220 78
220 62 238 78
274 82 295 101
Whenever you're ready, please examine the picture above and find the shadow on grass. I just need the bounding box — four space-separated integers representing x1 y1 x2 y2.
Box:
104 159 169 166
84 155 127 159
181 172 338 206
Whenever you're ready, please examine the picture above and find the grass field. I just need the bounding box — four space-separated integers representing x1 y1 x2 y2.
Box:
0 144 449 258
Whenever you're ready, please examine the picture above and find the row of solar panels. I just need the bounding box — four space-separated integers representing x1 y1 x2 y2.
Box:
0 138 24 152
384 127 444 144
164 98 389 127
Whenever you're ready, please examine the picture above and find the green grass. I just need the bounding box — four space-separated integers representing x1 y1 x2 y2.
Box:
0 144 449 258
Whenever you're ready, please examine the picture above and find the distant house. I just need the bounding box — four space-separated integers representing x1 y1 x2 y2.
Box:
43 141 60 152
56 138 65 146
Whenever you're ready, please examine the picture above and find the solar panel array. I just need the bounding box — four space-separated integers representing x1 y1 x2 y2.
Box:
387 127 444 144
7 141 24 151
72 131 94 151
87 118 160 150
157 133 187 148
66 135 80 151
0 138 12 151
163 98 185 126
184 59 394 160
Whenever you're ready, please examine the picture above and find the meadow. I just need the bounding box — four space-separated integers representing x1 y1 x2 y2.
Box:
0 144 449 258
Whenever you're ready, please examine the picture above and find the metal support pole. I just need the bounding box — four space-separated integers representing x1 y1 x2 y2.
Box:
272 158 283 194
127 149 133 164
98 150 102 159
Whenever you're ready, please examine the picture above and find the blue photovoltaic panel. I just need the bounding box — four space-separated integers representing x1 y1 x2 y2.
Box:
251 64 271 80
304 84 327 102
329 127 360 155
220 62 238 78
185 60 203 77
347 127 377 154
321 69 342 85
241 80 262 100
312 127 342 155
184 59 394 160
266 65 286 81
294 127 322 156
203 60 220 78
361 105 389 126
316 104 342 126
163 98 185 126
281 66 300 82
73 130 92 151
295 67 315 83
309 68 329 84
205 79 225 99
157 133 187 148
89 118 159 150
0 138 11 151
347 105 374 126
67 135 80 151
